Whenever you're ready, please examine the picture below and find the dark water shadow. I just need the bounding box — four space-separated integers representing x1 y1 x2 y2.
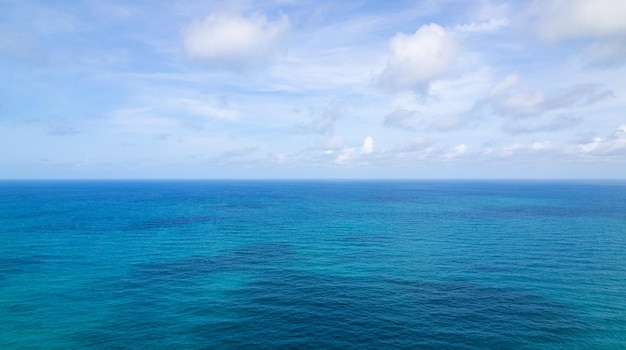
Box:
76 247 587 349
187 272 587 349
111 243 296 291
0 255 52 281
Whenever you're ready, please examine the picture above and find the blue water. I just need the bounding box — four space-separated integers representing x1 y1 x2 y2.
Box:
1 180 625 349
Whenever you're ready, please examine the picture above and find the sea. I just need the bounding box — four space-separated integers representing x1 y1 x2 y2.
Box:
0 180 624 349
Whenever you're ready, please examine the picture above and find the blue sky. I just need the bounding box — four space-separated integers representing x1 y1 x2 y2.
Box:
1 0 625 179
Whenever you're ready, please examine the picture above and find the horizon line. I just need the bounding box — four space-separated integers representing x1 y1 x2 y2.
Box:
1 178 625 182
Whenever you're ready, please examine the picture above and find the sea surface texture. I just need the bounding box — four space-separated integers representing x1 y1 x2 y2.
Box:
0 180 625 349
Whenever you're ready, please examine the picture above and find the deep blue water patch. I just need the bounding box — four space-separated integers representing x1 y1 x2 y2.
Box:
0 255 52 281
0 180 625 349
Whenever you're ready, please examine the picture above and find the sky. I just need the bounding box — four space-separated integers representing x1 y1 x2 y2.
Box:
1 0 625 179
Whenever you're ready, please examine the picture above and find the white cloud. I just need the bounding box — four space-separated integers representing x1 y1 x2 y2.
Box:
377 23 459 93
531 141 552 151
183 11 289 71
455 144 467 154
528 0 626 67
361 136 374 154
443 143 468 160
334 148 354 165
577 136 603 154
473 141 559 160
530 0 626 42
575 124 626 156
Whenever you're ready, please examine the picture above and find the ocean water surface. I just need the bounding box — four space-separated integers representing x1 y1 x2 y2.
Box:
0 180 625 349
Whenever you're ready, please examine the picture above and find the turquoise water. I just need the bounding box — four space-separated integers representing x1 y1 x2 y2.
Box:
1 180 625 349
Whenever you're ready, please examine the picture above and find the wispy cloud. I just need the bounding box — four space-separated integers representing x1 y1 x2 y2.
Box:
294 100 345 135
455 18 509 33
383 108 419 131
47 120 79 136
501 115 582 135
473 75 614 121
213 145 259 164
430 115 470 132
